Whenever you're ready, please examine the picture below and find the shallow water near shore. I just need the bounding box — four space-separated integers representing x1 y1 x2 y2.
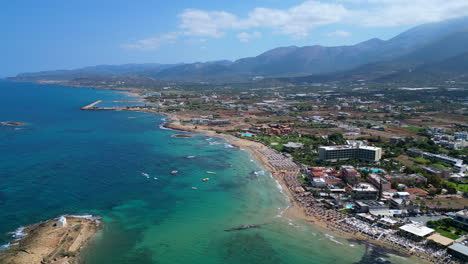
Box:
0 81 420 264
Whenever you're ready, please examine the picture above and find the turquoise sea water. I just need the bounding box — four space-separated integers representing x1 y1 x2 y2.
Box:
0 81 419 264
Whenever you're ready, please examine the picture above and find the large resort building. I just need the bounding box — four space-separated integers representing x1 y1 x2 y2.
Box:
318 143 382 162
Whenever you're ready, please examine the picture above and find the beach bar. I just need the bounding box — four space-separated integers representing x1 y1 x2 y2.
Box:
399 223 435 241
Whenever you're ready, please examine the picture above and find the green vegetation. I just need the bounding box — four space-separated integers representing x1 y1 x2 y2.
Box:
443 181 468 194
251 132 347 165
454 183 468 193
414 157 431 164
449 147 468 163
427 218 467 240
406 126 425 133
431 163 449 170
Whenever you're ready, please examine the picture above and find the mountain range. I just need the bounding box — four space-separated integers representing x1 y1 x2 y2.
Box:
9 16 468 84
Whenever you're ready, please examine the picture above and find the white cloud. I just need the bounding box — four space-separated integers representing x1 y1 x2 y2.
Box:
123 32 181 50
179 9 238 38
326 30 352 37
237 31 262 42
124 0 468 50
178 1 348 39
343 0 468 27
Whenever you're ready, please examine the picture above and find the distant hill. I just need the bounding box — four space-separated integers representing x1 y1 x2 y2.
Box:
13 63 181 81
8 16 468 84
378 51 468 82
281 26 468 84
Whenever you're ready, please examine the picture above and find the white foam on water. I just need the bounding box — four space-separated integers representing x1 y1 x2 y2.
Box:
10 226 26 241
254 170 265 176
65 214 101 224
224 143 234 149
1 226 27 250
65 214 99 220
324 233 344 245
387 253 405 259
158 123 179 131
274 179 284 193
275 204 290 218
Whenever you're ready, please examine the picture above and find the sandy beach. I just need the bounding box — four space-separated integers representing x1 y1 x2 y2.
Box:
77 94 438 263
164 118 349 229
163 116 435 264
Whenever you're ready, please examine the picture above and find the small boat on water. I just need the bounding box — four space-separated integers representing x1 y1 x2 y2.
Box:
192 186 198 189
141 172 150 178
171 170 178 175
207 171 216 175
202 178 209 182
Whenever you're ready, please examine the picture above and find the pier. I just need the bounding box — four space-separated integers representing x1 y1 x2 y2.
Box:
81 100 103 110
80 100 149 112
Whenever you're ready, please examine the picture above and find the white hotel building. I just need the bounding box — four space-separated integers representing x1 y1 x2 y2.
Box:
318 143 382 162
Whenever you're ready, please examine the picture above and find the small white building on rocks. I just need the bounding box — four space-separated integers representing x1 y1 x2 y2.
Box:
57 216 67 227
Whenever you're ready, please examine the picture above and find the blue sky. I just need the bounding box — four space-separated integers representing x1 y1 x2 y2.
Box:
2 0 468 77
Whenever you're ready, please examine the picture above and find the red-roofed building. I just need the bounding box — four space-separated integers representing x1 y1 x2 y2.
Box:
323 176 343 185
405 188 429 198
309 167 338 177
340 165 361 185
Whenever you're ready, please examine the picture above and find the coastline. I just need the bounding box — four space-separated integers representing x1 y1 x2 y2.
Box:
3 83 435 263
76 88 437 263
0 215 102 264
161 119 342 224
161 116 430 263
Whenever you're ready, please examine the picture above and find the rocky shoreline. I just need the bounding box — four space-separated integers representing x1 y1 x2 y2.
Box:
0 215 102 264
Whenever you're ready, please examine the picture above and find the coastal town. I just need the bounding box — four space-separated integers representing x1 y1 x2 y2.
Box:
78 83 468 263
4 3 468 264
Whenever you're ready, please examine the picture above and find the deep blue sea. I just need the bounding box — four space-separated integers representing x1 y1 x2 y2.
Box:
0 81 418 264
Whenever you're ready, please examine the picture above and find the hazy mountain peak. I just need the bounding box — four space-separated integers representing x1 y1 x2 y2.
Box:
10 16 468 83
